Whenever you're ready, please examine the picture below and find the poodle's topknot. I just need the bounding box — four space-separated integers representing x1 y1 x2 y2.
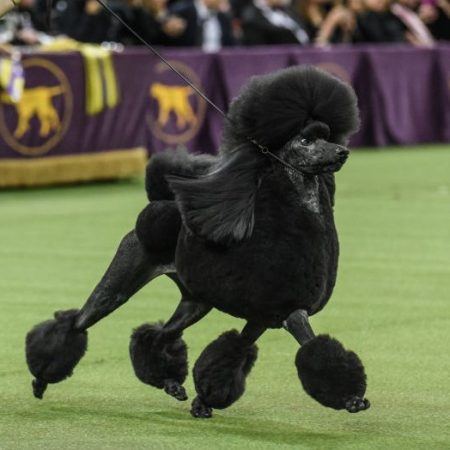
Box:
223 65 360 151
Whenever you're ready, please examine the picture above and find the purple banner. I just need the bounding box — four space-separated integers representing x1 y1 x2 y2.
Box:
436 46 450 143
0 44 449 163
366 46 441 146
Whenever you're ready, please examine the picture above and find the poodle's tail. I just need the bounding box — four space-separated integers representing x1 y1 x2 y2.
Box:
145 148 216 201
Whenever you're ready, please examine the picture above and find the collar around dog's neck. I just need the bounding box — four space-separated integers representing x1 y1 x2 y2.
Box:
247 136 306 176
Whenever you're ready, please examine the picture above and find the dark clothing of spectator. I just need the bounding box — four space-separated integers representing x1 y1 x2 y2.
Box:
306 20 353 44
72 11 114 43
241 3 309 45
15 4 47 32
427 8 450 40
356 11 406 43
125 7 175 46
230 0 253 18
34 0 118 43
169 1 235 49
34 0 83 36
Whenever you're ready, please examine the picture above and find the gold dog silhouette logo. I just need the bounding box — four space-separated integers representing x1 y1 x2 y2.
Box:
0 58 72 156
151 83 198 129
1 86 64 139
148 61 206 145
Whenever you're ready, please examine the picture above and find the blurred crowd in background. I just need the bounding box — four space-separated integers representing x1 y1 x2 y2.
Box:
1 0 449 49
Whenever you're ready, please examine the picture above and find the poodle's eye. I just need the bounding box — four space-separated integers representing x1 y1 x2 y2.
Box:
300 138 313 146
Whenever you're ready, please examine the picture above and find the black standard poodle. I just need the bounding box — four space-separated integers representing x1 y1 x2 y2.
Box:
25 65 370 418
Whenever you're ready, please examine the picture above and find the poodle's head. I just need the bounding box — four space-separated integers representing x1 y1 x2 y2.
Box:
169 66 360 246
222 65 359 175
277 120 350 175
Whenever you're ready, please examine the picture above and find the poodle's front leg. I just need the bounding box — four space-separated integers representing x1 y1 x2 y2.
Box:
129 298 212 402
191 322 266 418
283 309 315 345
284 309 370 413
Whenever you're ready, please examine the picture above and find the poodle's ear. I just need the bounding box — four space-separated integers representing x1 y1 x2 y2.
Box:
167 150 263 246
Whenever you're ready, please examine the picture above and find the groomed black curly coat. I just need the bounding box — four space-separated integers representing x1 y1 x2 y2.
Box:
25 65 370 418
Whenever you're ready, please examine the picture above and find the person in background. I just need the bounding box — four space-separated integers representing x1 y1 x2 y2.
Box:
0 0 51 44
241 0 309 46
32 0 82 37
391 0 434 45
169 0 236 51
63 0 117 43
126 0 187 46
419 0 450 40
295 0 335 41
314 0 365 45
229 0 252 42
356 0 407 42
230 0 253 18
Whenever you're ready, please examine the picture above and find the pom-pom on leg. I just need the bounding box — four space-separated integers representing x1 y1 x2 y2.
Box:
129 322 188 401
25 309 88 399
295 335 370 413
191 330 258 418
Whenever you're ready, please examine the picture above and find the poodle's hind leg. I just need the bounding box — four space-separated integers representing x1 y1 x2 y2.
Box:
129 285 212 402
191 322 266 418
25 201 180 399
283 309 370 413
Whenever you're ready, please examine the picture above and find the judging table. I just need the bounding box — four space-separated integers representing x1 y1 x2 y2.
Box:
0 44 449 187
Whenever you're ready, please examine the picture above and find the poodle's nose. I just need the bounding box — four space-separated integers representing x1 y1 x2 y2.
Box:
336 147 349 158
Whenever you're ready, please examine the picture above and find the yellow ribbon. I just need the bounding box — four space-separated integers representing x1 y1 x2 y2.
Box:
0 57 12 89
0 52 24 102
40 38 120 115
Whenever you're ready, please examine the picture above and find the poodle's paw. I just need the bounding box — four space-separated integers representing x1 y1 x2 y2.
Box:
345 396 370 413
190 397 213 419
164 379 188 401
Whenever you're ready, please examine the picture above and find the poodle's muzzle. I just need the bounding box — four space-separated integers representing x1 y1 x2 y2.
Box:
282 137 349 175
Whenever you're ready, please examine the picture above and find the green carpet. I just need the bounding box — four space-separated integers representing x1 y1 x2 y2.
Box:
1 145 449 449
